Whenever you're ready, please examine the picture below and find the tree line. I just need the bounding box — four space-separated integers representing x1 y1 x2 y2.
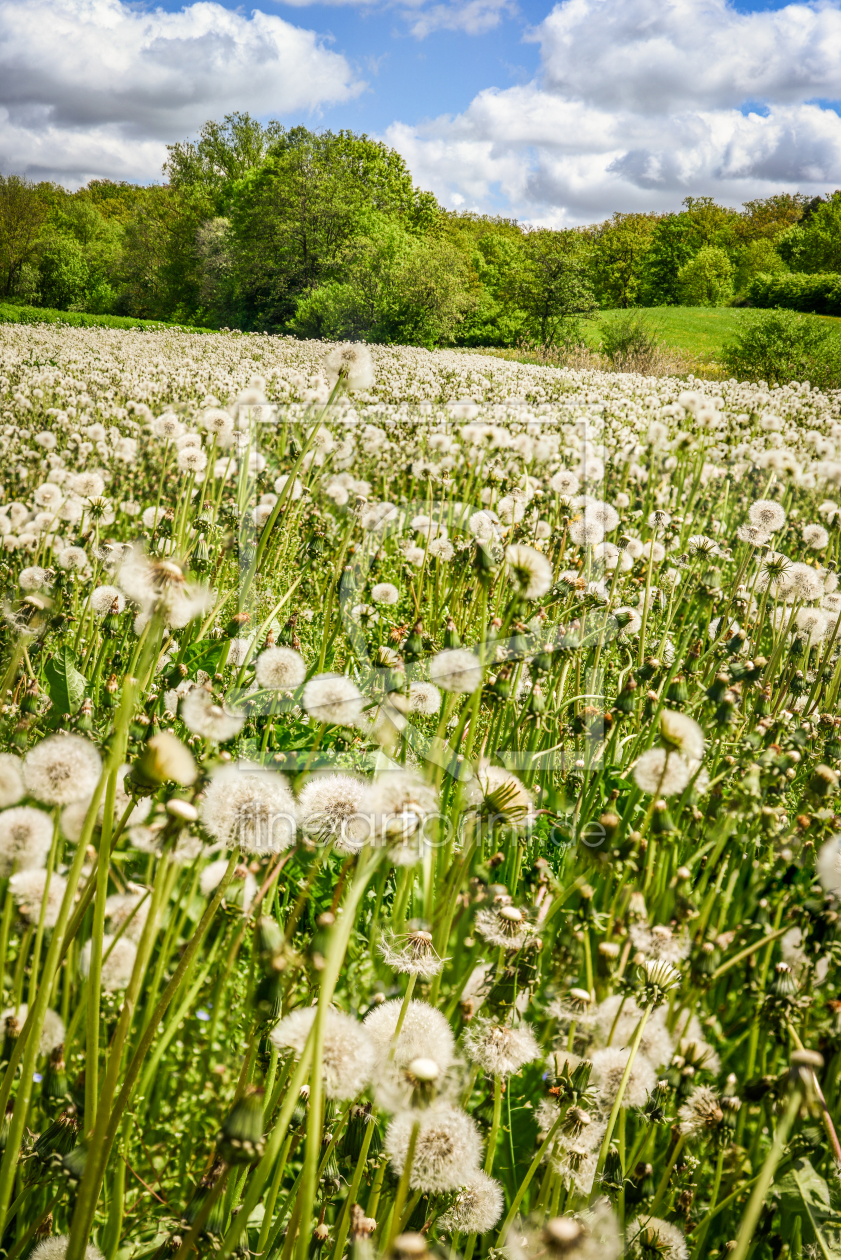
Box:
1 113 840 346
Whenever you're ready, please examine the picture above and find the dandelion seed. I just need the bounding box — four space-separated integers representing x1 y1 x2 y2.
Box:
462 1018 541 1077
429 649 483 694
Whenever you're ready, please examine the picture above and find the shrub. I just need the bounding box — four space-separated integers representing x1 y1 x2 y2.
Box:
676 245 734 306
599 309 664 372
722 307 841 388
745 271 841 315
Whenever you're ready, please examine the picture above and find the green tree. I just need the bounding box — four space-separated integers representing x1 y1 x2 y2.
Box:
37 234 89 309
777 192 841 273
0 175 50 297
164 112 286 210
588 212 660 308
508 229 597 346
676 245 734 305
227 131 437 330
734 238 786 293
292 213 475 346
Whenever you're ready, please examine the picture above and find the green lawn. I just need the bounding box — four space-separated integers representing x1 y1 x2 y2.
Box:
0 303 215 333
586 305 841 360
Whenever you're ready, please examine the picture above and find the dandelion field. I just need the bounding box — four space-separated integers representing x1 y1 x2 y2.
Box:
2 322 841 1260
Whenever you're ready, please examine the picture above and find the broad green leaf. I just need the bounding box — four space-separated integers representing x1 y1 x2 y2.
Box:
44 647 87 715
776 1157 841 1259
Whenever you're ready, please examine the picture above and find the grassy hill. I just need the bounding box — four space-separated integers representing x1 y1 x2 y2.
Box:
587 305 841 360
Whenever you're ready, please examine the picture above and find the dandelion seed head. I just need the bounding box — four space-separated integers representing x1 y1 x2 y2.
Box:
180 689 245 742
271 1006 376 1099
364 997 456 1075
23 735 102 806
0 755 24 808
200 763 297 854
79 935 138 992
462 1018 541 1077
437 1171 504 1235
302 673 365 725
297 772 369 854
385 1102 482 1194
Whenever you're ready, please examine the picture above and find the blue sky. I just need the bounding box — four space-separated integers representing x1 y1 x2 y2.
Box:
0 0 839 224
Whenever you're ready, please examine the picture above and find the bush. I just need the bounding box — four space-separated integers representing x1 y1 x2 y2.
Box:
722 307 841 388
599 309 663 372
745 271 841 315
676 245 734 306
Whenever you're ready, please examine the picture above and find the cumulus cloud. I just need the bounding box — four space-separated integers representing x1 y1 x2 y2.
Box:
386 0 841 223
0 0 363 184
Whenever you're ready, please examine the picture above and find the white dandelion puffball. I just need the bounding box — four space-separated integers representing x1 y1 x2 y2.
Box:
371 582 400 605
180 689 245 742
632 748 693 797
79 935 138 993
298 772 370 854
626 1217 688 1260
302 673 365 725
271 1006 376 1099
200 763 297 853
0 755 24 808
23 735 102 806
324 343 375 392
505 545 553 600
0 1004 65 1057
386 1103 482 1194
659 710 705 761
467 762 535 829
0 806 55 877
31 1239 103 1260
429 648 483 694
408 681 441 715
255 646 307 691
9 869 68 929
817 835 841 894
364 997 456 1074
359 770 439 862
591 1046 656 1110
748 499 786 533
105 889 151 943
437 1171 504 1235
462 1018 541 1078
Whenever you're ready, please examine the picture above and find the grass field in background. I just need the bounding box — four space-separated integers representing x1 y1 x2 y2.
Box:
588 305 841 360
0 303 215 333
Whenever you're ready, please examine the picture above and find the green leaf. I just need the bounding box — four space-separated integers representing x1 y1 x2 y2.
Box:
44 647 87 715
776 1157 841 1259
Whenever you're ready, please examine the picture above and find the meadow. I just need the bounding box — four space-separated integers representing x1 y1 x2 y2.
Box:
0 321 840 1260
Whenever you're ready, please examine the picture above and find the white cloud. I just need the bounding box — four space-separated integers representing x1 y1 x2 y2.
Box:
0 0 364 184
385 0 841 223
